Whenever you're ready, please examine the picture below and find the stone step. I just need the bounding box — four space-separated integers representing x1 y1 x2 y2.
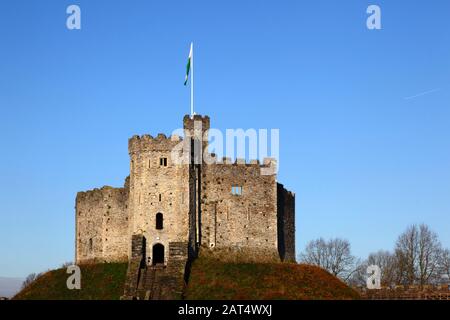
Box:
122 240 190 300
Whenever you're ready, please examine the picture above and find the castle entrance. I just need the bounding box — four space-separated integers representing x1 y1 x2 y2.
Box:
152 243 165 265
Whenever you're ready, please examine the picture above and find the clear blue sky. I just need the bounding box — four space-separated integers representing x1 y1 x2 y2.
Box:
0 0 449 278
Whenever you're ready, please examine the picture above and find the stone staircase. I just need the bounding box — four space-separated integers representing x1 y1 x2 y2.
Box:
121 237 190 300
136 265 164 300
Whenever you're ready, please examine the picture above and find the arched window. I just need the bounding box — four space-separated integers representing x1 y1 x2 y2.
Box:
89 238 93 251
156 213 163 230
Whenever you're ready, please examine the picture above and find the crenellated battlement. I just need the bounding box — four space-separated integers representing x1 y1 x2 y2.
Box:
77 185 118 199
206 154 277 169
183 114 210 132
128 133 183 155
76 185 128 203
77 175 130 199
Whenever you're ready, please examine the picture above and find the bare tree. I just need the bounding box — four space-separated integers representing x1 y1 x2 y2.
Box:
347 250 398 288
299 238 359 282
395 224 442 286
395 225 417 285
367 250 398 287
347 261 368 288
21 273 40 289
440 249 450 281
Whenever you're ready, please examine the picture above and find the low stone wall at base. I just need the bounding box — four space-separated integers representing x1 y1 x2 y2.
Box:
361 288 450 300
122 257 143 299
199 246 281 263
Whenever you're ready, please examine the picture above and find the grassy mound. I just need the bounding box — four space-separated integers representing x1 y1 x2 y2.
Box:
184 257 360 300
13 263 127 300
13 258 359 300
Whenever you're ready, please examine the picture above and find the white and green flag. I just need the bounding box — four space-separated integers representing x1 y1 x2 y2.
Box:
184 43 193 86
185 42 194 117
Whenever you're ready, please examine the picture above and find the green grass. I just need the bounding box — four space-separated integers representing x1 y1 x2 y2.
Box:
13 263 128 300
184 257 360 300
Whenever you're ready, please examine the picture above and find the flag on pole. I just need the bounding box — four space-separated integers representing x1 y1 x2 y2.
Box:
184 43 193 86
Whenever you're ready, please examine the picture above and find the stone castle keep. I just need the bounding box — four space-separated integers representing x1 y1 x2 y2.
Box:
75 115 295 299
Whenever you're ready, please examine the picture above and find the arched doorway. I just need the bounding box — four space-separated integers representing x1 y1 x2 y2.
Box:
152 243 165 265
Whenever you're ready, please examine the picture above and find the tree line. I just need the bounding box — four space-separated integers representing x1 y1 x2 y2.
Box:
299 224 450 288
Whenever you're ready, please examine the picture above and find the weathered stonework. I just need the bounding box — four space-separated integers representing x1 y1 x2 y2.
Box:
75 114 296 286
200 161 280 262
75 182 129 263
277 183 296 262
127 133 191 266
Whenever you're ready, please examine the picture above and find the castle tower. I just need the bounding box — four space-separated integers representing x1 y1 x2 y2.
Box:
127 132 190 265
182 114 210 163
182 115 210 255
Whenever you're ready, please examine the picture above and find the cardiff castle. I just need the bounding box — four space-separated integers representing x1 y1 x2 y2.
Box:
75 115 295 299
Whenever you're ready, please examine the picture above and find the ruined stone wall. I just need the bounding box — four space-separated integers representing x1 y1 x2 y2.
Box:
200 158 280 262
75 182 129 264
128 134 190 265
277 183 296 262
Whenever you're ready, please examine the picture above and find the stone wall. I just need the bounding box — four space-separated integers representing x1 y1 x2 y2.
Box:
277 183 296 262
360 286 450 300
200 158 280 262
75 182 129 264
122 234 146 299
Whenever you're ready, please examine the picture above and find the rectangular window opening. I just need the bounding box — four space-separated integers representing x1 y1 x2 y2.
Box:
231 185 243 196
160 157 168 167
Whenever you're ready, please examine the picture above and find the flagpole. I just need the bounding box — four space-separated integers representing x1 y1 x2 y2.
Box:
190 42 194 118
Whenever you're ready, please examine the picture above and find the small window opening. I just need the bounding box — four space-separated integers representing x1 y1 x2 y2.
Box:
231 185 243 196
156 212 163 230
